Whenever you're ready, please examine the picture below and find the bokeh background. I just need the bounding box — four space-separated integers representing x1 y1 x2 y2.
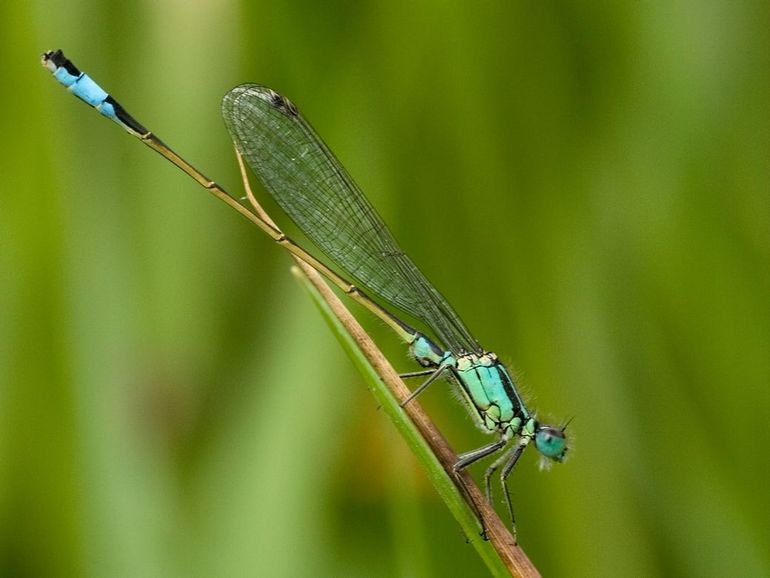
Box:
2 2 768 577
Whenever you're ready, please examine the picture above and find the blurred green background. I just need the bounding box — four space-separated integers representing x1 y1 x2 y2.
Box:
2 1 768 577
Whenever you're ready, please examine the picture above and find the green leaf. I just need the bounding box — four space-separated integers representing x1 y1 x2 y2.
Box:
293 266 515 578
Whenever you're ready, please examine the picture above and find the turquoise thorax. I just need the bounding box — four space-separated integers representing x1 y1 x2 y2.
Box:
409 335 530 436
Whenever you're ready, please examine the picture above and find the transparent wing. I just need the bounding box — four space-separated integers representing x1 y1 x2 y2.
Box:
222 84 481 354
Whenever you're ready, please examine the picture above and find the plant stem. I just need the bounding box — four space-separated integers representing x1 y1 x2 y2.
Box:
236 149 540 577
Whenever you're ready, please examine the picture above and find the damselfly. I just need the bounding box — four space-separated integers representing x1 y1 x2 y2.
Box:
42 49 569 534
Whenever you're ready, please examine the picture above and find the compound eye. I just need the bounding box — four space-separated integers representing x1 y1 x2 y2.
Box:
534 426 567 461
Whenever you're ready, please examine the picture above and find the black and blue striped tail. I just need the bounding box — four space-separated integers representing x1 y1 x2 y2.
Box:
42 49 148 136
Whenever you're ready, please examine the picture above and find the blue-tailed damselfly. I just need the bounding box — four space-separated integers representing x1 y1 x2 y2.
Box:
42 49 569 535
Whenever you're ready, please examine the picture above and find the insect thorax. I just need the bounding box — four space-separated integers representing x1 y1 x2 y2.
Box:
454 352 530 435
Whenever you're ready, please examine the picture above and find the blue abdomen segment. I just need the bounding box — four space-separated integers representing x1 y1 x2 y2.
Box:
409 334 445 367
455 353 529 433
42 50 148 137
56 68 108 106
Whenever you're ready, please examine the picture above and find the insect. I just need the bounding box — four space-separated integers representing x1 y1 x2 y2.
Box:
43 49 568 534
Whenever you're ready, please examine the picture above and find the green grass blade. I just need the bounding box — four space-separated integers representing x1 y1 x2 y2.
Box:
292 264 537 578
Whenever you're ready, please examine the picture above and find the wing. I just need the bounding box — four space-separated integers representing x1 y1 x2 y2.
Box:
221 84 481 354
